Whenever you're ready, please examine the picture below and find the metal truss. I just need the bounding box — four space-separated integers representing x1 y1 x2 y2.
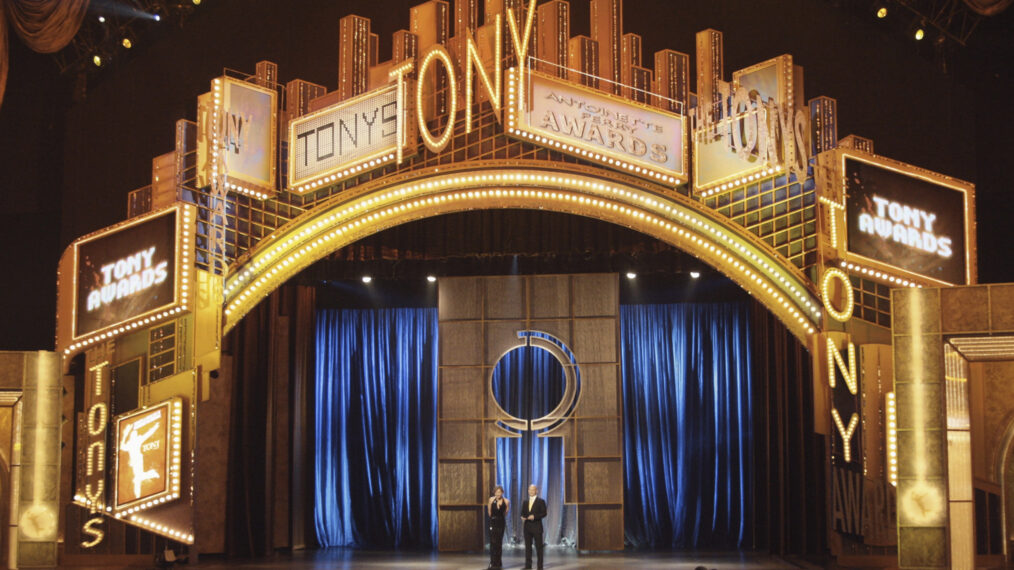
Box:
895 0 982 45
52 0 200 75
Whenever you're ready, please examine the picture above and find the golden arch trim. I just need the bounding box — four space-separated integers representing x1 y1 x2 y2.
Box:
222 169 822 340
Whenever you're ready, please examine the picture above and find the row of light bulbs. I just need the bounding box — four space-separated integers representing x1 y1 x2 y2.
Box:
294 153 398 194
839 260 919 288
699 166 784 198
128 514 194 544
886 391 898 486
223 171 821 337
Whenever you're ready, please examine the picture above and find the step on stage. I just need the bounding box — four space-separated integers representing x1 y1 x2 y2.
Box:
184 548 813 569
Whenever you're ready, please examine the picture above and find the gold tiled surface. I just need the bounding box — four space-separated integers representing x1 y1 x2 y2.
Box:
939 286 989 333
892 288 941 335
892 334 943 386
989 284 1014 330
893 284 1014 568
897 527 948 567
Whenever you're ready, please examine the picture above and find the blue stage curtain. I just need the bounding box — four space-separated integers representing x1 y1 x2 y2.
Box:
621 303 753 549
491 346 575 547
313 308 438 549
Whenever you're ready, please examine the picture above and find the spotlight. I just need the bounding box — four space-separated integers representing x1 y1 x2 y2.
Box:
876 6 888 18
625 272 637 280
153 13 162 22
98 16 106 23
690 271 701 279
872 1 889 18
121 37 133 49
361 275 372 283
426 275 437 283
92 54 103 67
910 18 927 40
192 0 201 4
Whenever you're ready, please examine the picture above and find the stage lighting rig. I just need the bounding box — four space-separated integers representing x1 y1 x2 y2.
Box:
53 0 203 79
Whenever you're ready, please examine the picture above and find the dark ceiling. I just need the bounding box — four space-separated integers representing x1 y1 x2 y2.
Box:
0 0 1010 350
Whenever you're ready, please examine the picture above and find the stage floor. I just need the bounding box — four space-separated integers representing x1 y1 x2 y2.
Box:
186 547 820 569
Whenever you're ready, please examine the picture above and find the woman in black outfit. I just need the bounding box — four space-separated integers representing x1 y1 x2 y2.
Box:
487 485 510 569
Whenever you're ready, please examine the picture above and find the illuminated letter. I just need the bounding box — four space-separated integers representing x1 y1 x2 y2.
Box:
858 212 874 235
89 361 107 397
82 517 104 548
464 15 502 133
506 0 537 101
86 441 105 476
84 480 104 507
821 268 854 322
831 408 859 463
507 0 539 64
100 264 115 285
827 337 858 395
937 236 953 258
872 195 889 217
87 403 108 436
389 60 415 164
139 246 155 268
416 46 457 154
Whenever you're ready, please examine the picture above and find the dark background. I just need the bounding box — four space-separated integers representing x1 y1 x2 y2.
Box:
1 0 1011 350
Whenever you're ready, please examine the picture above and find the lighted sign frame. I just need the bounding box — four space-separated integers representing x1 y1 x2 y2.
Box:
210 76 279 200
112 398 184 514
506 67 688 187
288 81 416 193
835 149 976 286
693 55 798 196
58 204 195 357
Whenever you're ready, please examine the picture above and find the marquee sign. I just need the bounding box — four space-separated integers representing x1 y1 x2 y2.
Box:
62 204 195 355
510 69 687 186
197 77 279 199
843 153 972 285
114 399 183 512
288 82 416 192
693 55 810 195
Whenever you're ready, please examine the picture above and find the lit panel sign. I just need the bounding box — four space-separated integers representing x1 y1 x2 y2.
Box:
511 69 687 186
843 153 972 285
113 398 183 511
693 55 809 195
73 207 187 340
289 82 413 192
201 77 278 199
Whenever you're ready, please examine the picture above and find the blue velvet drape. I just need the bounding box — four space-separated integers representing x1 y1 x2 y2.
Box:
621 303 753 549
314 303 752 550
313 308 439 548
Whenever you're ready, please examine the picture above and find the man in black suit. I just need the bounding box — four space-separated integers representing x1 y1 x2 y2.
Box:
519 484 547 570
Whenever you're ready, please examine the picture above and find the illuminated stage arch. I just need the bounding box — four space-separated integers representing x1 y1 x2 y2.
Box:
222 162 822 341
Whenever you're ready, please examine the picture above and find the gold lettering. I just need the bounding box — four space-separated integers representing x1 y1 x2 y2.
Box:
827 337 858 394
416 46 458 154
81 517 104 548
832 408 859 462
464 14 502 133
